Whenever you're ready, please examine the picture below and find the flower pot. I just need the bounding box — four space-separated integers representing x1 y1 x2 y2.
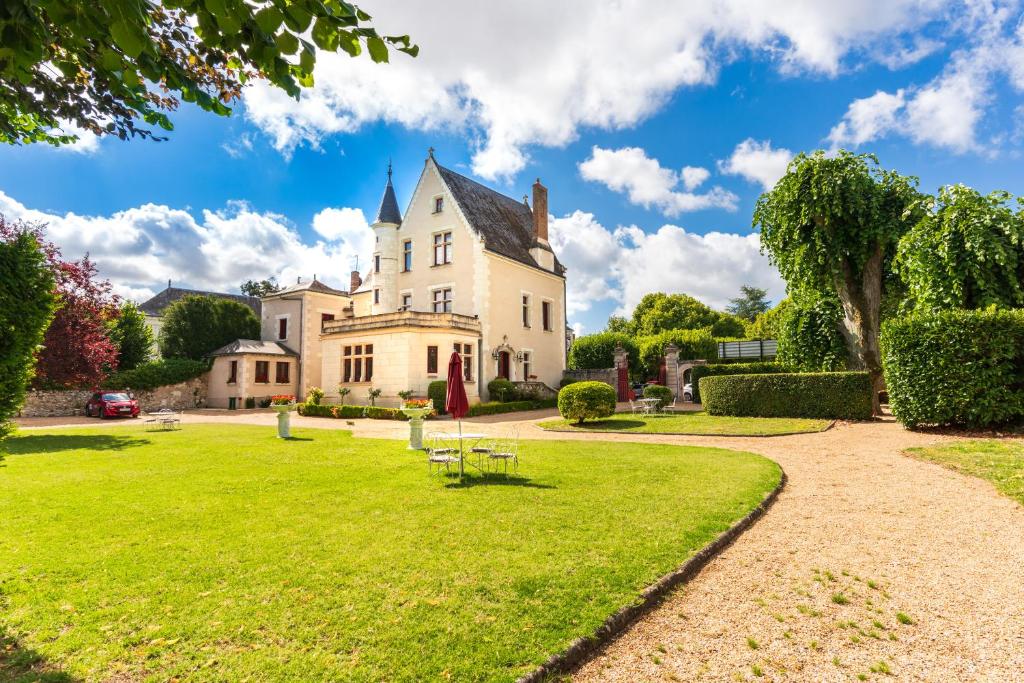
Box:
400 406 433 449
271 402 297 438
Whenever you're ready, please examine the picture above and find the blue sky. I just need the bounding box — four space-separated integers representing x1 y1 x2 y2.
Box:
2 1 1023 333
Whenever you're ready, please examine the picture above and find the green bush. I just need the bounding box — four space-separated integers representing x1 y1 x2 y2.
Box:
777 294 847 372
297 403 409 421
642 384 673 409
690 362 788 403
306 387 325 405
466 399 558 417
428 380 447 414
881 309 1024 428
567 332 639 371
701 372 872 420
158 295 261 360
557 381 617 424
102 358 210 390
636 328 717 378
486 378 516 402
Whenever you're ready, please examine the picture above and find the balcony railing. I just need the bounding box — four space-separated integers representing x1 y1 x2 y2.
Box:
322 310 481 335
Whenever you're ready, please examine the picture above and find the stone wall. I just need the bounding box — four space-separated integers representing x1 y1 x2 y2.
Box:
20 375 209 417
562 368 617 388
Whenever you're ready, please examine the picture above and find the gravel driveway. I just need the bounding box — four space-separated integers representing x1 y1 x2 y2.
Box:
15 411 1024 680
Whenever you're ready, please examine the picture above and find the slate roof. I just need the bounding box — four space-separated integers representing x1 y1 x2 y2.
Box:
264 279 348 298
139 287 262 318
207 339 298 357
434 164 565 276
375 165 403 225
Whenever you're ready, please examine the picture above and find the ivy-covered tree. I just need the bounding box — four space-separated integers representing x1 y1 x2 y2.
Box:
755 151 924 414
1 0 417 147
745 298 791 340
159 295 260 360
108 301 154 371
776 292 847 372
897 184 1024 311
726 285 771 321
0 219 57 438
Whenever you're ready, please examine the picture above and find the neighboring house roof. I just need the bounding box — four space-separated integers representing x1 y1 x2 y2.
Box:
375 164 403 225
264 278 349 298
208 339 298 357
139 287 262 317
434 164 566 276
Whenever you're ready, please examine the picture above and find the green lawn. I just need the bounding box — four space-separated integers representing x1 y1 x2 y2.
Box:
905 439 1024 505
0 424 780 682
538 411 831 436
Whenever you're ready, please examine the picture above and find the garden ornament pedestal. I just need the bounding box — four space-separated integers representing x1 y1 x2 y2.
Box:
400 405 433 449
272 402 297 438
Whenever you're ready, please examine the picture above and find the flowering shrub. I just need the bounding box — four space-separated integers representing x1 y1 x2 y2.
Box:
402 398 432 409
270 395 295 406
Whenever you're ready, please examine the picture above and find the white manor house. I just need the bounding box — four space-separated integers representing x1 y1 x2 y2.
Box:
184 152 569 408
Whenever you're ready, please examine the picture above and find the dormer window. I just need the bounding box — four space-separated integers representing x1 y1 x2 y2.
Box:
433 196 444 213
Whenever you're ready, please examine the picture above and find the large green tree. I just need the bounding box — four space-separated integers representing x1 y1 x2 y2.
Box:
1 0 416 147
630 292 720 336
158 295 260 360
897 184 1024 311
754 151 925 414
0 220 57 438
108 300 153 371
726 285 771 321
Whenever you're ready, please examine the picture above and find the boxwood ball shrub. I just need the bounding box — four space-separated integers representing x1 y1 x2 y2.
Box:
486 378 516 402
701 372 872 420
881 309 1024 428
427 380 447 414
689 361 787 403
557 381 616 424
642 384 673 409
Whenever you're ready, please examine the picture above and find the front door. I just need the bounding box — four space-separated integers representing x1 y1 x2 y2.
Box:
498 351 511 379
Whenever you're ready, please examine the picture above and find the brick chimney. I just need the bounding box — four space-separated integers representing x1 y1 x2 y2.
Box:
532 178 548 242
349 270 362 292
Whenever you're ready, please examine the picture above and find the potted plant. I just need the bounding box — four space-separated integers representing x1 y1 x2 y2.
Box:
400 398 434 450
367 388 383 406
337 387 351 404
270 394 297 438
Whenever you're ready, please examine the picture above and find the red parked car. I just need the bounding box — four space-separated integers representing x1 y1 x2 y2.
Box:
85 391 140 419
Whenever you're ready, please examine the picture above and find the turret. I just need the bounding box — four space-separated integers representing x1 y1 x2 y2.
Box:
371 162 402 314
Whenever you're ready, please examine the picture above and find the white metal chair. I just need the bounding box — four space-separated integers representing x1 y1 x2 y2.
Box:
427 433 460 475
487 428 520 475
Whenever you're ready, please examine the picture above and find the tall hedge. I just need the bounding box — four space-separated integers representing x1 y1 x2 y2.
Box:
0 229 57 438
567 332 638 371
428 380 447 414
689 361 788 403
881 309 1024 428
102 358 210 391
636 328 717 378
701 372 872 420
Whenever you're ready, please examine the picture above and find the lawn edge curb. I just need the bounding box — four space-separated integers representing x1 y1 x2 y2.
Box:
516 466 788 683
534 421 835 438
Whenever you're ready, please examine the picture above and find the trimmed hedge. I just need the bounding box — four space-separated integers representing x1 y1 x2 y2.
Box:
466 399 558 417
701 372 872 420
690 361 788 403
428 380 447 414
297 403 410 421
642 384 673 409
568 332 639 371
486 378 516 402
102 358 210 390
636 328 717 378
881 309 1024 428
557 380 616 424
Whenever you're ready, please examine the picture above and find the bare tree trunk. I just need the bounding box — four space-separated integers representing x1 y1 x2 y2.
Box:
834 246 885 416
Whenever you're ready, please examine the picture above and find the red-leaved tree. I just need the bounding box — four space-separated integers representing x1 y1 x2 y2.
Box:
0 220 121 388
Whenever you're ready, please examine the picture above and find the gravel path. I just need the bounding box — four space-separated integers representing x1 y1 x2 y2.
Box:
15 411 1024 680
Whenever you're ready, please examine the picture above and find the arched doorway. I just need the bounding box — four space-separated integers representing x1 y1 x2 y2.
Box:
498 351 511 379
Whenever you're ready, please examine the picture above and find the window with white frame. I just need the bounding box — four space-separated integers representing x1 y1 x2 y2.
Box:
521 293 531 328
522 350 532 379
432 287 452 313
276 316 288 340
433 231 452 265
373 254 381 273
342 344 374 383
400 292 412 310
373 288 380 305
455 342 473 381
402 240 412 271
542 300 553 331
433 196 444 213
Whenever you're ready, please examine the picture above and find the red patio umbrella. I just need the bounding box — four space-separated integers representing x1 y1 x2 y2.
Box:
445 350 470 479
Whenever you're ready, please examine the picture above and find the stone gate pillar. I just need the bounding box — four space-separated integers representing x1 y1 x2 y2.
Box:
664 343 680 397
613 342 629 401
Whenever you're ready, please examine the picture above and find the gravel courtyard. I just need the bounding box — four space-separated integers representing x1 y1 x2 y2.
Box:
15 411 1024 681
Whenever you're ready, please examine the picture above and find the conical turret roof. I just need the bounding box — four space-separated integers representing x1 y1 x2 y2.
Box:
374 162 402 225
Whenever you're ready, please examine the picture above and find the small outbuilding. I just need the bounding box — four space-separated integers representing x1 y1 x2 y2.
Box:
207 339 298 409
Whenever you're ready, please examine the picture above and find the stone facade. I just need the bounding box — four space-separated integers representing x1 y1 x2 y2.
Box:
20 375 209 417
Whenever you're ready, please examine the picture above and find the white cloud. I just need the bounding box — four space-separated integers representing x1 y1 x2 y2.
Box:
241 0 948 178
0 191 372 301
549 210 785 322
827 90 907 147
579 146 738 216
54 120 100 155
718 139 794 190
311 207 373 248
221 132 255 159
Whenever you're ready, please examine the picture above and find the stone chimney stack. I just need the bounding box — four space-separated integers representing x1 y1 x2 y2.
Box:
349 270 362 293
532 178 548 242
